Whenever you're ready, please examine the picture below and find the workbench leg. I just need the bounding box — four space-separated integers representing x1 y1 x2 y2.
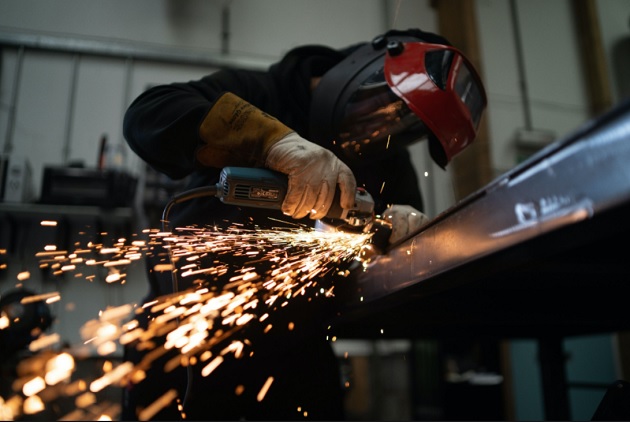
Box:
538 336 570 420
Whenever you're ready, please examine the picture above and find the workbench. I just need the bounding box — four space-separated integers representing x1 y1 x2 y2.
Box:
335 98 630 420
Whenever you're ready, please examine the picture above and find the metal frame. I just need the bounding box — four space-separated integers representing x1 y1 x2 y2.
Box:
0 29 273 70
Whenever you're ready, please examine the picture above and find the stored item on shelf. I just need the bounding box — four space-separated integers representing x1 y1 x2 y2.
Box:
39 166 137 208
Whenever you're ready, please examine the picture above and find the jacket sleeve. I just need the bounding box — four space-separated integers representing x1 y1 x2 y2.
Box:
123 69 276 180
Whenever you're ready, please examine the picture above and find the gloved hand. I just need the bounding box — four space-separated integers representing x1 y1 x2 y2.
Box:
195 92 357 220
265 132 357 219
382 204 429 244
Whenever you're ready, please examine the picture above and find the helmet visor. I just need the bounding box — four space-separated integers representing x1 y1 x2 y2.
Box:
385 41 487 164
336 68 429 160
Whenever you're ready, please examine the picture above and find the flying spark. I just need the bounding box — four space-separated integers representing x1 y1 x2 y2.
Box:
1 221 373 420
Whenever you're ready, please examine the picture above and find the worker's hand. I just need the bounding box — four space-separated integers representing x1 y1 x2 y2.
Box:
266 132 357 219
382 204 429 244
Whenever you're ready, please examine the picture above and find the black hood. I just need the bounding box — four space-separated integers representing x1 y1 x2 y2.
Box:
308 28 451 162
268 45 346 136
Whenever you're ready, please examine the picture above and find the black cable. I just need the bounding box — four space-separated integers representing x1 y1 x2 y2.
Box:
161 185 220 292
160 184 220 415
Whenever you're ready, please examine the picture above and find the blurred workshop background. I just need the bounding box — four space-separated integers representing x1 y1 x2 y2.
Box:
0 0 629 420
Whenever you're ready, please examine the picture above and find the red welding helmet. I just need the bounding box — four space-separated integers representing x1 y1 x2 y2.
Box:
310 31 487 168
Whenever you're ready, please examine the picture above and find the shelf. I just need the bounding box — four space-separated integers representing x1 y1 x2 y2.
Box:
0 202 133 221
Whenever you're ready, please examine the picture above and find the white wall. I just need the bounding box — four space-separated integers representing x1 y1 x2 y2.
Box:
1 0 629 418
598 0 630 103
2 0 629 205
1 0 444 202
0 0 441 351
477 0 597 175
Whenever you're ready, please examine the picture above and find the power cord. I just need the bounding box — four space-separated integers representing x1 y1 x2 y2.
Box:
160 185 219 416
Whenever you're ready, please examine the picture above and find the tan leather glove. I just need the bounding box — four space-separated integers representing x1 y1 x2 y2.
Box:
196 92 356 220
196 92 293 168
382 205 430 244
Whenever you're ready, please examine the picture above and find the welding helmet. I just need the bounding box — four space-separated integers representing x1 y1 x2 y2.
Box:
310 31 487 168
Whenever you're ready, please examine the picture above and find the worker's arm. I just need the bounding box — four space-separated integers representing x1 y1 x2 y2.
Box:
197 92 356 220
123 74 356 220
123 69 270 179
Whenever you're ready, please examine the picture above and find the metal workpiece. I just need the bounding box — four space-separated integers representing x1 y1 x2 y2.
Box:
337 98 630 339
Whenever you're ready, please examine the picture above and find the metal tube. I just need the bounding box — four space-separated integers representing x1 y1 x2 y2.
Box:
62 53 80 164
0 29 273 71
3 45 25 155
122 56 133 119
509 0 533 130
221 1 231 55
119 56 133 153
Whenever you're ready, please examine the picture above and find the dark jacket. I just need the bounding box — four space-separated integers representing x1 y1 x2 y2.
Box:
122 31 432 421
123 44 424 231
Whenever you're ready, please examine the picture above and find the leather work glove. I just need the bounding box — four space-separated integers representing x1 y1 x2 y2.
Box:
197 92 293 169
266 132 357 219
196 92 356 220
382 204 430 244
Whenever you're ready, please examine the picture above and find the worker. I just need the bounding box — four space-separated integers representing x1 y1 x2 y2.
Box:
121 28 486 420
